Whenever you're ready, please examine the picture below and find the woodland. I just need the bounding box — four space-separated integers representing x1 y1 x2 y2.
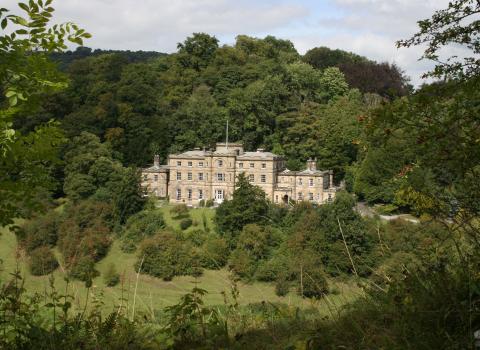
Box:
0 0 479 349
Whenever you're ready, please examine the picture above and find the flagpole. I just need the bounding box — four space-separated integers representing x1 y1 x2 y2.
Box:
226 119 229 150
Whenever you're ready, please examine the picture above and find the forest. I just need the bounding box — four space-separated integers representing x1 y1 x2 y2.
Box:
1 0 479 349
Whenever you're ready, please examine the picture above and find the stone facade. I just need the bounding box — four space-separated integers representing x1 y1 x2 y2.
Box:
141 143 339 205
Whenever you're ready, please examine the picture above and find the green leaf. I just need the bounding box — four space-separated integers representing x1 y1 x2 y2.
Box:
18 2 29 12
15 28 28 35
1 18 7 29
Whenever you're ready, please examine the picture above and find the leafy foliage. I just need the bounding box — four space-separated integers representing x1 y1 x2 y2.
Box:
215 173 269 245
28 246 58 276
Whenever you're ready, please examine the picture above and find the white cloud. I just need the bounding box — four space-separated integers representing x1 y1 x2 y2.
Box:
3 0 308 51
2 0 468 85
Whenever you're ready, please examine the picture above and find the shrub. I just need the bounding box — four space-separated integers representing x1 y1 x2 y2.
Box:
198 199 205 207
275 277 290 297
29 247 58 276
205 199 214 207
180 218 192 230
170 204 189 219
255 254 291 282
69 256 100 282
228 249 256 280
121 209 166 252
57 200 114 264
17 211 59 252
184 229 208 247
200 237 228 269
138 230 201 280
104 263 120 287
299 265 328 299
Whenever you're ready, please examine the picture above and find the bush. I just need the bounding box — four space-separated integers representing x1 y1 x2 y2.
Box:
255 254 291 282
205 199 214 207
198 199 205 207
121 209 166 252
228 249 256 280
200 237 228 269
103 263 120 287
275 277 290 297
17 211 59 252
180 218 192 230
170 204 189 219
57 200 113 265
184 229 208 247
69 256 100 283
138 230 201 280
299 265 329 299
29 247 58 276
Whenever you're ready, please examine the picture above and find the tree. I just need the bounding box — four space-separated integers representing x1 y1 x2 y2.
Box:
177 33 219 71
397 0 480 80
0 0 90 226
113 167 145 225
215 173 269 244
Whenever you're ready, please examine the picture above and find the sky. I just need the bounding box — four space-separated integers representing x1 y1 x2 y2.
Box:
4 0 457 86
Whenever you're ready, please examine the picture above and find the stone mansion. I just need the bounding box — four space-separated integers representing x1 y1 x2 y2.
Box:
141 142 339 205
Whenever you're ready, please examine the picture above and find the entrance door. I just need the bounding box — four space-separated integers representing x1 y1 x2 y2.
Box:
282 194 289 204
215 189 224 203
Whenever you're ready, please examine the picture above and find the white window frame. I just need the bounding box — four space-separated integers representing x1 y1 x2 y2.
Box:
177 161 181 167
218 159 223 167
198 161 204 167
176 189 181 200
261 174 266 183
198 172 204 181
176 172 181 180
198 189 203 200
217 173 224 181
298 192 303 200
262 163 266 169
238 162 243 169
188 172 192 181
249 174 254 182
309 192 314 201
309 178 314 187
187 189 192 200
188 161 192 167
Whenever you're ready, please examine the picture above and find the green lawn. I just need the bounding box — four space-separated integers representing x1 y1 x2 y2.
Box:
0 206 362 316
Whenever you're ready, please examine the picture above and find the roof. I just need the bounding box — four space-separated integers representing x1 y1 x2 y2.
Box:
169 150 211 159
143 164 169 173
236 151 281 160
297 169 329 176
279 168 329 176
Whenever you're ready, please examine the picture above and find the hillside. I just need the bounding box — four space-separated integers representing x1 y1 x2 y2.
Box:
0 205 361 314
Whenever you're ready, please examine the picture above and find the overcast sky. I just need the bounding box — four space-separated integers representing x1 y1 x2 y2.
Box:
5 0 457 85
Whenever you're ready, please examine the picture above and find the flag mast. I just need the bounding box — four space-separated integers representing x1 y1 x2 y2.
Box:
226 119 229 150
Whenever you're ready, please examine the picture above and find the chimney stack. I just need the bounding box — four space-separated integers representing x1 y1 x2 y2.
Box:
306 158 317 171
154 154 160 168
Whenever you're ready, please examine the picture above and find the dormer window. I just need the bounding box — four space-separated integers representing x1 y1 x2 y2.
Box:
262 163 266 169
309 178 314 187
188 161 192 167
177 161 181 167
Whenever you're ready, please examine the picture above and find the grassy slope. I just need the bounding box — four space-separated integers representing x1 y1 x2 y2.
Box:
0 206 361 316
